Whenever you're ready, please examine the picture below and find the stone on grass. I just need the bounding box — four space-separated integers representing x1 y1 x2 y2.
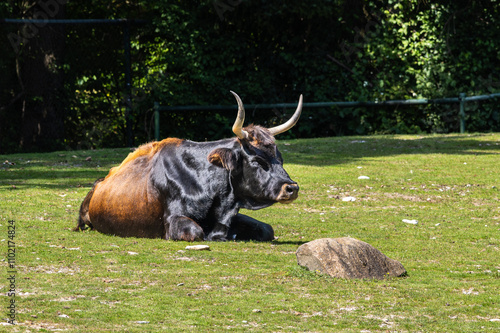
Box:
296 237 406 280
185 245 210 251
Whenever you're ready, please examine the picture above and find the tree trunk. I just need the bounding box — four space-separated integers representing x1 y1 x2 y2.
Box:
18 2 66 151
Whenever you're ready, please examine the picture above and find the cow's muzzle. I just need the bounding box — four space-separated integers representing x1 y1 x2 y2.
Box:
276 183 299 203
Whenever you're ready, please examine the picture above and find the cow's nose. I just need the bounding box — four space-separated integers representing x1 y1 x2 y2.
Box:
286 184 299 196
277 183 299 203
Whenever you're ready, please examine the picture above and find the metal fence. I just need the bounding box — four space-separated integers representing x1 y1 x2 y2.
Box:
153 92 500 141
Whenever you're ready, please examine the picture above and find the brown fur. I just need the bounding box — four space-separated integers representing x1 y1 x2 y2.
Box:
88 159 164 238
244 125 275 147
79 138 183 238
106 138 183 179
242 125 279 158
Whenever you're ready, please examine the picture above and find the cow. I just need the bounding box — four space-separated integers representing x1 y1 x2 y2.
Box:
75 91 303 242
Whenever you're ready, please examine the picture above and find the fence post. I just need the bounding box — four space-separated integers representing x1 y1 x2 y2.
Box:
154 102 160 141
459 92 466 133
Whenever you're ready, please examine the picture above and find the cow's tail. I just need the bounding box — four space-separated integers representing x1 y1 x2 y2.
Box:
74 177 104 232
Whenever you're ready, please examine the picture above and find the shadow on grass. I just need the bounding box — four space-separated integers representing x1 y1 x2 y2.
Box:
0 169 106 189
0 148 126 189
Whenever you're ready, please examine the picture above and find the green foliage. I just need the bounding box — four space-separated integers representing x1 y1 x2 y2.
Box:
61 23 129 150
0 1 499 153
346 0 500 134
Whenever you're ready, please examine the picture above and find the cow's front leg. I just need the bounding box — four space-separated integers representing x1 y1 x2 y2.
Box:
206 223 229 241
227 213 275 241
166 215 205 241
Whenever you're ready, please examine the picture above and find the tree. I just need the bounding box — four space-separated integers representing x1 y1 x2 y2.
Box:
1 0 498 153
1 1 67 151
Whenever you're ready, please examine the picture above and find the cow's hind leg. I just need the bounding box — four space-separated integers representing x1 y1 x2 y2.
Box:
227 213 275 241
167 215 205 242
74 177 104 232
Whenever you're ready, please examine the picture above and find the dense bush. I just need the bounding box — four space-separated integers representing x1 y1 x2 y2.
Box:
1 0 499 152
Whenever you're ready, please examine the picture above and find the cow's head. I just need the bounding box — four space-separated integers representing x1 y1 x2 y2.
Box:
208 91 303 209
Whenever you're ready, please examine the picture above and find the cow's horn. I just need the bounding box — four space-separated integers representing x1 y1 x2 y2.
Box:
230 91 249 140
268 94 303 136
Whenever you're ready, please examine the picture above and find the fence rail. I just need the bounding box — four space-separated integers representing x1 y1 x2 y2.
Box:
154 92 500 141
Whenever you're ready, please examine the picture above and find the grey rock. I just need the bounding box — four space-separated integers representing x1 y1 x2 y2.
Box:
296 237 406 280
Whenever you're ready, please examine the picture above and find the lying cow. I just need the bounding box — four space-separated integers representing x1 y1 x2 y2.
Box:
75 91 302 241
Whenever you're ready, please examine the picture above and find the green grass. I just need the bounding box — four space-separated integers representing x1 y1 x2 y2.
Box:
1 133 499 332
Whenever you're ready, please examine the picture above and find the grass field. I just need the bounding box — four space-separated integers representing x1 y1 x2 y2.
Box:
1 134 499 332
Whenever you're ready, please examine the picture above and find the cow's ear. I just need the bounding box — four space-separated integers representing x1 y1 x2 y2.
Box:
208 148 237 170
